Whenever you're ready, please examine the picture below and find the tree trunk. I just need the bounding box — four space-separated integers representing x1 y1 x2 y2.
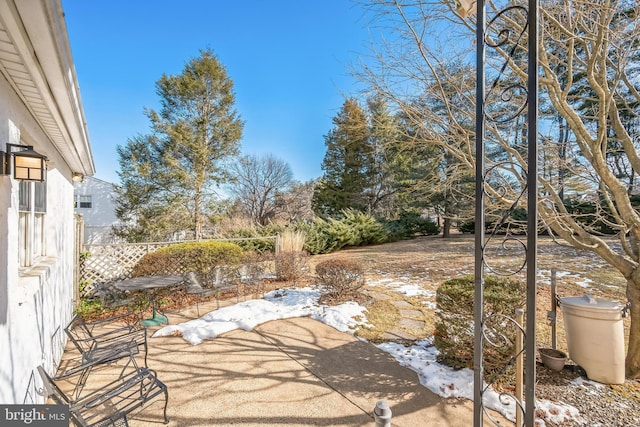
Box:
442 217 451 238
626 274 640 378
194 191 202 241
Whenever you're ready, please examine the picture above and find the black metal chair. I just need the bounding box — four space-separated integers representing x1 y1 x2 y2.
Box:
60 314 148 398
213 266 241 305
94 282 137 309
239 262 265 299
65 314 148 367
38 353 169 427
185 268 240 315
184 271 216 316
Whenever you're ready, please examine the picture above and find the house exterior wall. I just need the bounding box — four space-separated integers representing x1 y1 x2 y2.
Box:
0 74 76 404
0 0 94 404
74 177 121 244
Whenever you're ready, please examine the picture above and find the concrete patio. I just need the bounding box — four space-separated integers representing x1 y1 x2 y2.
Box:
55 298 506 427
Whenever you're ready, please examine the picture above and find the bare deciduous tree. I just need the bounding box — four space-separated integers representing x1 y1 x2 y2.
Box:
357 0 640 377
275 180 316 223
229 154 293 226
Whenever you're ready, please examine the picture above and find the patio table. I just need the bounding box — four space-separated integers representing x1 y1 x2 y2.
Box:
114 275 184 326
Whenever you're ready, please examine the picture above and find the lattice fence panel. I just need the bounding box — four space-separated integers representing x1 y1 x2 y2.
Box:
81 242 173 287
79 237 278 297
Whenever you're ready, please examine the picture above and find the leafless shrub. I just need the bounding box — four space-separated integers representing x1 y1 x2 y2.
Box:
315 258 365 299
274 250 308 283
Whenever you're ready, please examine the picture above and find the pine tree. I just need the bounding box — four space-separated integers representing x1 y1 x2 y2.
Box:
115 48 243 241
366 94 400 216
313 98 372 216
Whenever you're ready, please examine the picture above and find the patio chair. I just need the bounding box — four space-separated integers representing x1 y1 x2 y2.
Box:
94 282 137 309
65 314 148 367
37 353 169 427
60 314 148 397
239 262 265 299
185 268 240 315
184 271 216 316
212 266 241 306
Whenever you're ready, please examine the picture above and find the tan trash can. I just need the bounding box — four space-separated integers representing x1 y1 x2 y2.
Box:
559 294 625 384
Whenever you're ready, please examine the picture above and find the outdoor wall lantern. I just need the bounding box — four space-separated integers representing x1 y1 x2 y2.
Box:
1 143 48 182
455 0 476 18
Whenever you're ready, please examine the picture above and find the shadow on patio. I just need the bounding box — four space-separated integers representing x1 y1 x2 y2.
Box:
55 299 503 427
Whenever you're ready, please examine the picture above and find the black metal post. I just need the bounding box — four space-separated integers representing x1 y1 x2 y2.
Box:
473 0 486 425
525 0 539 425
473 0 538 425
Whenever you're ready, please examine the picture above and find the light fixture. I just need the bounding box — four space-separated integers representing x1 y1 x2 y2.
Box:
455 0 476 18
1 144 48 182
72 172 85 182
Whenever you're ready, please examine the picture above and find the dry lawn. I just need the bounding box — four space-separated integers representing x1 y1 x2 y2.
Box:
309 233 630 350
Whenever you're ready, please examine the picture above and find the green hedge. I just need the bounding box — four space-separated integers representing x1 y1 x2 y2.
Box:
132 241 244 277
434 275 524 378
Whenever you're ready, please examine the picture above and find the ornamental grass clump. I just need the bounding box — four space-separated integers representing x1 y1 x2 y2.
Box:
434 275 524 381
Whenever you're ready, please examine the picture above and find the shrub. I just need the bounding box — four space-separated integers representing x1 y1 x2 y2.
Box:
315 258 365 299
341 209 389 246
303 209 389 254
225 227 278 253
386 210 441 238
274 250 309 283
411 216 440 236
131 251 181 276
274 229 308 282
457 220 475 234
434 275 524 379
303 218 347 254
222 224 282 253
132 241 244 278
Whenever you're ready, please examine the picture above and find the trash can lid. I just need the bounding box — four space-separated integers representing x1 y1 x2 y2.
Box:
560 294 624 312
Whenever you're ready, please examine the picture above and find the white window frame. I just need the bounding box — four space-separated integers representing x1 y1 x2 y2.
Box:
78 194 92 209
18 180 46 267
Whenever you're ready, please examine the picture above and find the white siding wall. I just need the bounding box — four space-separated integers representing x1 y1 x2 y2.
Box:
74 177 121 244
0 73 75 404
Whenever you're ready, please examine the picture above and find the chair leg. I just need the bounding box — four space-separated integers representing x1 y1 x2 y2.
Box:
72 363 93 399
143 339 148 368
162 386 170 424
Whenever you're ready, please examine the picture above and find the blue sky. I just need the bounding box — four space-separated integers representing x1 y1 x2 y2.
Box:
62 1 372 184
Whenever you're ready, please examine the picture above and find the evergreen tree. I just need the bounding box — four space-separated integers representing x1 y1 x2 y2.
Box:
313 98 372 216
366 94 401 216
115 48 243 241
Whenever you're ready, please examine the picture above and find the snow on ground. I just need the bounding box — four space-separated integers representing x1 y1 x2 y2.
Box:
537 269 583 286
153 286 583 425
368 277 437 308
154 288 370 345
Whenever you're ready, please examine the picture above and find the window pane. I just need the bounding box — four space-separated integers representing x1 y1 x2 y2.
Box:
18 181 30 211
34 213 45 256
18 212 28 267
79 195 92 209
34 182 46 213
